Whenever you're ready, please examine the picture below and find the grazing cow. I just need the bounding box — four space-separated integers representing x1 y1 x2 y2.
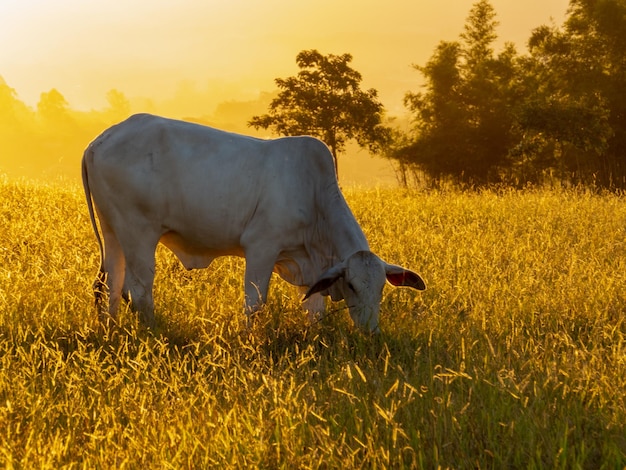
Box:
82 114 425 333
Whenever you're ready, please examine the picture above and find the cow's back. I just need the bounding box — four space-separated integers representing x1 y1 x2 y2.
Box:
83 114 340 258
86 113 336 193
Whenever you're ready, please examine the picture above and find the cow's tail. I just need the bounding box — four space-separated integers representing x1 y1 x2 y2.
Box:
81 148 107 306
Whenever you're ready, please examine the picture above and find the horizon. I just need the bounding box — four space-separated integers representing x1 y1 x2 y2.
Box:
1 0 570 185
1 1 568 116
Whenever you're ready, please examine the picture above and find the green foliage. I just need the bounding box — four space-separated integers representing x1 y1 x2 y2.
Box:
249 49 391 178
400 1 521 186
1 178 625 467
397 0 626 189
520 0 626 188
0 81 132 181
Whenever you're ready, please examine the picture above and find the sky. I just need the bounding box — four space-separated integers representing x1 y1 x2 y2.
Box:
1 0 570 117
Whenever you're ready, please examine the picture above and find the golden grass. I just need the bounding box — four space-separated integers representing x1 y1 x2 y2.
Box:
0 177 625 468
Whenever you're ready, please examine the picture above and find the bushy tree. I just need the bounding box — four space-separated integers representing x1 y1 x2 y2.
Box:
37 88 71 124
518 0 625 187
105 89 131 122
0 77 32 131
0 79 132 180
249 49 390 178
399 0 521 186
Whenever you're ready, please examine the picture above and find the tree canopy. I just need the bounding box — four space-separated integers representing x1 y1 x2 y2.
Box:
2 0 625 190
249 49 390 178
395 0 626 189
0 82 133 180
397 0 522 185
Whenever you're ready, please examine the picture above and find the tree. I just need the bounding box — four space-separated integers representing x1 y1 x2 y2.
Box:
398 0 521 186
517 0 625 188
402 41 468 180
0 76 38 162
249 49 390 178
0 76 33 128
105 89 131 122
36 88 73 130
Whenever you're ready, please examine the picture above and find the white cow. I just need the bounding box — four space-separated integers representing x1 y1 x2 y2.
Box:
82 114 425 333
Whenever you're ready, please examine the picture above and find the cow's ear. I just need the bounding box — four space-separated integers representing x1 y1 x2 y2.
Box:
303 265 344 300
384 263 426 291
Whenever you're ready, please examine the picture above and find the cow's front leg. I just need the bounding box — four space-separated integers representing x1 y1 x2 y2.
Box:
300 288 325 322
243 250 276 321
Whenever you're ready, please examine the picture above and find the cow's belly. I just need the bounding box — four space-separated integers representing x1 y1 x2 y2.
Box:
159 230 244 270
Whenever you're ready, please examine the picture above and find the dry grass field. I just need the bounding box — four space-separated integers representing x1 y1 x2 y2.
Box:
0 176 625 468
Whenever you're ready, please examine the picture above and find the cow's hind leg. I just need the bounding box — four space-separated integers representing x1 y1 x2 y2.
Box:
96 217 126 322
93 266 107 310
120 236 158 328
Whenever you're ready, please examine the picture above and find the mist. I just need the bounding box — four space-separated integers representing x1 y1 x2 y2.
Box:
0 76 396 186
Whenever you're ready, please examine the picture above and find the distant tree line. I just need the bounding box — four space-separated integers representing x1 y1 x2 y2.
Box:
392 0 626 189
0 81 132 179
0 78 269 181
2 0 624 189
251 0 625 190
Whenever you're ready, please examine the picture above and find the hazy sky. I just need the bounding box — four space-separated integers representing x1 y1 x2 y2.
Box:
0 0 570 115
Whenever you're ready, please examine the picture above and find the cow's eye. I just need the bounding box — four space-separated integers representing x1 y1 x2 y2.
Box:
347 282 356 293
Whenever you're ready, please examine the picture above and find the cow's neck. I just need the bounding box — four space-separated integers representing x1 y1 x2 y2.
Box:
322 187 369 261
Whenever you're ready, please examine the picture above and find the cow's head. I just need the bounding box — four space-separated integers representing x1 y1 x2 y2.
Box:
304 251 426 333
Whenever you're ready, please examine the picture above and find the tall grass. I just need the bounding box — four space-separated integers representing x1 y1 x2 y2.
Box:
0 177 624 468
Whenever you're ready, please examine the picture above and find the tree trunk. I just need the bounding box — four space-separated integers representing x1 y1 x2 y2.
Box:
327 132 339 179
331 147 338 179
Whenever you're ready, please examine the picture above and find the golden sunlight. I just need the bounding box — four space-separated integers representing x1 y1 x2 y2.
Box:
0 0 568 183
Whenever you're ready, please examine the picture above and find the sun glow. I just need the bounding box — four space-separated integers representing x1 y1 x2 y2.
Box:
0 0 568 183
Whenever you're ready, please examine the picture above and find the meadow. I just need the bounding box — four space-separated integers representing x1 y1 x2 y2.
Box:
0 176 625 468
